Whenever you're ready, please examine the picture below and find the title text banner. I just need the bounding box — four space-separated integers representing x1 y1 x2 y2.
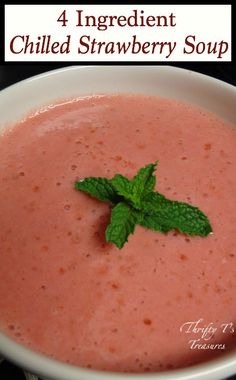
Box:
5 4 231 62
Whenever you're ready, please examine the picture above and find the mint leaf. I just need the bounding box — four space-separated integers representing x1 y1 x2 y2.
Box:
130 161 158 199
74 160 212 249
75 177 118 203
141 192 212 236
141 217 171 234
111 161 158 209
105 202 141 249
111 174 131 200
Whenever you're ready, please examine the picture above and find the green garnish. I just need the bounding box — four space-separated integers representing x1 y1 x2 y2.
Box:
75 161 212 249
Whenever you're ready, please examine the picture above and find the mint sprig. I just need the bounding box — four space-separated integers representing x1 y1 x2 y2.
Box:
75 162 212 248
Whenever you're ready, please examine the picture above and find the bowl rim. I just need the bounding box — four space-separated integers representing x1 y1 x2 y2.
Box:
0 65 235 380
0 331 236 380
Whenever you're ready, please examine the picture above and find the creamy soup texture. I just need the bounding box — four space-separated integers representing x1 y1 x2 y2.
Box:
0 94 235 372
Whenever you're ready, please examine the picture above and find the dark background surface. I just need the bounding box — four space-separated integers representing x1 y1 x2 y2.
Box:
0 63 235 90
0 358 236 380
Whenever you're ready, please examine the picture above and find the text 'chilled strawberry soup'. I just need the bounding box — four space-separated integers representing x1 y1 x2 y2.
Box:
0 94 235 372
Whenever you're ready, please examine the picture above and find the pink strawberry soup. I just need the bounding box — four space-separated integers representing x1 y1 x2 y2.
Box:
0 94 235 373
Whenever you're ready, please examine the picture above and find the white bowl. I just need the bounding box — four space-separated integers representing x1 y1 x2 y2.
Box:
0 66 235 380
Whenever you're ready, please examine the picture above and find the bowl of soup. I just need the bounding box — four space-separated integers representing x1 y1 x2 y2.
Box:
0 66 235 380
